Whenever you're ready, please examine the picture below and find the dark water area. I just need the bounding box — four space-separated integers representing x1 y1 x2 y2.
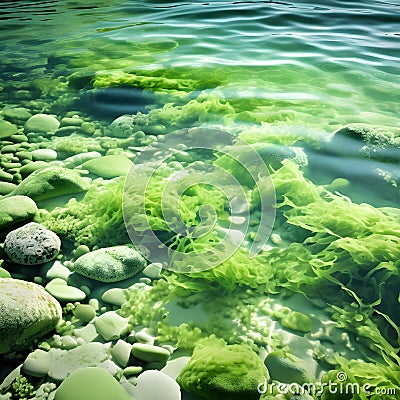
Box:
0 1 400 399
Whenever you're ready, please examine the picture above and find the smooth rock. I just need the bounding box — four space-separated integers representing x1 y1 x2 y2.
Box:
45 260 72 281
24 114 60 135
0 195 38 230
101 288 128 306
0 278 62 354
111 340 132 367
31 148 58 161
63 151 102 168
45 278 87 302
0 267 11 278
131 343 170 363
9 166 90 201
4 222 61 265
19 161 49 178
0 181 17 195
94 311 129 341
82 155 132 178
73 304 96 323
132 370 181 400
1 107 32 124
74 245 146 282
142 262 163 279
54 367 131 400
0 119 18 138
22 349 51 377
110 115 134 138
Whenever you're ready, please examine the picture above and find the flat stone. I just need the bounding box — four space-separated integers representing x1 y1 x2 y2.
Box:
94 311 129 341
0 181 17 195
4 222 61 265
131 343 170 363
101 288 128 306
0 119 18 139
73 304 96 323
82 155 132 178
142 262 163 279
111 340 132 367
74 245 146 283
45 278 86 302
19 161 49 178
54 367 131 400
2 107 32 124
0 278 62 354
45 260 72 281
24 114 60 135
31 148 58 161
0 195 38 231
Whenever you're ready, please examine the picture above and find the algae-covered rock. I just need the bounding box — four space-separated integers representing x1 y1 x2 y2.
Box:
74 245 146 282
81 154 132 178
0 119 18 138
0 195 38 231
54 367 131 400
9 166 90 201
24 114 60 135
19 161 50 178
264 350 310 384
109 115 135 138
331 123 400 163
177 338 269 400
0 181 17 195
31 148 58 161
0 278 62 354
4 222 61 265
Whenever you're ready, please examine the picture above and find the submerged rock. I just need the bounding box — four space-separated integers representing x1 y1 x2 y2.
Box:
74 245 146 282
0 119 18 139
24 113 60 135
54 367 131 400
8 166 90 201
132 370 181 400
0 278 62 354
81 154 132 178
0 195 38 231
4 222 61 265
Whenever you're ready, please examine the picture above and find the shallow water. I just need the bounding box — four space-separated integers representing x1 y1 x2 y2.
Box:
1 0 399 399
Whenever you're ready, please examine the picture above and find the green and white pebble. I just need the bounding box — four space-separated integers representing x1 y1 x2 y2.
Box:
63 151 101 168
31 148 58 161
123 366 143 376
4 222 60 265
142 262 163 279
74 245 146 283
0 267 11 278
81 154 132 178
44 260 72 281
131 370 181 400
0 195 37 230
45 278 86 302
74 324 99 343
0 278 62 354
0 181 17 195
19 161 49 178
73 303 96 323
54 367 131 400
135 330 155 345
94 311 129 341
22 349 51 377
111 340 132 367
101 288 128 306
131 343 170 363
24 114 60 135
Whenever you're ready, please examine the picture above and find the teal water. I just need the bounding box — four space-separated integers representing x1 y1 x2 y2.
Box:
1 1 400 399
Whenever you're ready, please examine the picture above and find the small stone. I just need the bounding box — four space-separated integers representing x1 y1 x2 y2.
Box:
142 262 163 279
2 106 32 124
31 148 58 161
9 134 29 143
0 119 18 138
4 222 60 265
94 311 129 341
19 161 49 178
22 349 51 377
73 244 90 259
131 370 181 400
45 278 87 302
135 330 155 345
24 114 60 135
73 304 96 323
0 181 17 195
74 245 146 283
0 267 11 278
82 155 132 178
123 366 143 376
60 117 83 127
131 343 170 363
0 278 62 354
0 195 38 230
0 168 14 181
73 324 99 343
111 340 132 367
54 367 131 400
45 260 72 281
63 151 102 168
61 335 78 350
280 311 312 333
101 288 128 306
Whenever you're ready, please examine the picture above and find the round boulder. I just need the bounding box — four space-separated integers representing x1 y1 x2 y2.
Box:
0 278 62 354
4 222 61 265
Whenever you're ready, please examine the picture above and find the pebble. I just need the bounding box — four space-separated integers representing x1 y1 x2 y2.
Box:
73 303 96 323
81 154 132 178
142 262 163 279
0 119 18 138
94 311 129 341
0 278 62 354
74 245 146 283
0 181 17 195
45 278 87 302
73 324 99 343
19 160 49 178
45 260 72 281
24 113 60 135
131 370 181 400
111 340 132 367
54 367 131 400
4 222 61 265
101 288 128 306
131 343 170 363
123 366 143 376
31 148 58 161
0 195 37 232
1 106 32 124
22 349 51 377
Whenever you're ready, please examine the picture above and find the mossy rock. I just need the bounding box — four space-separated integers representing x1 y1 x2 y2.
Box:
0 278 62 354
0 195 38 231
